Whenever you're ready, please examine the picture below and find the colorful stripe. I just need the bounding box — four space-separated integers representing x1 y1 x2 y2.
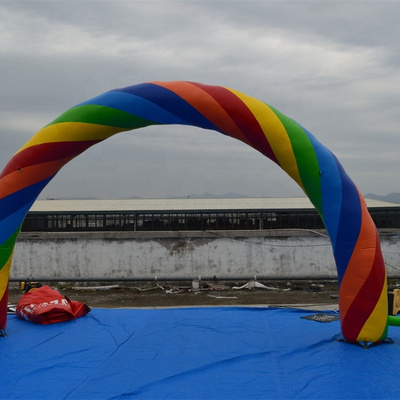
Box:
0 81 388 343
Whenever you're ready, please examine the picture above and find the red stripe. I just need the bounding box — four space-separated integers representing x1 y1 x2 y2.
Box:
153 81 252 146
0 284 8 331
0 140 102 178
341 229 385 341
191 83 279 164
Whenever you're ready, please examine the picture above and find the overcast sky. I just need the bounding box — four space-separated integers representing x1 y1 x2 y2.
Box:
1 0 399 200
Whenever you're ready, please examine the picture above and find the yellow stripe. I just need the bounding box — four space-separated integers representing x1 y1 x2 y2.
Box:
357 277 388 342
0 252 12 299
227 89 304 190
15 123 125 155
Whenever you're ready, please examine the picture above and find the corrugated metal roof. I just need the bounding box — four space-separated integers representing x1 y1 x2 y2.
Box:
29 198 400 213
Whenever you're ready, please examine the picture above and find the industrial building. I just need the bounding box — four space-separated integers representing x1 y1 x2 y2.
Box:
22 197 400 232
12 197 400 281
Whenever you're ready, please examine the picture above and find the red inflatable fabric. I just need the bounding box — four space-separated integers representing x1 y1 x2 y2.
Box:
16 285 90 325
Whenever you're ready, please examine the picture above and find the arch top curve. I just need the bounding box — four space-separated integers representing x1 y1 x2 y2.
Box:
0 81 388 344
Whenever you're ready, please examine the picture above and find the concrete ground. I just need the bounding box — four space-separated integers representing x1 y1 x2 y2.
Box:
8 279 340 310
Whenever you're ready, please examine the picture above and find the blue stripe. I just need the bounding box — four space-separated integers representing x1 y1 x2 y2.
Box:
0 201 34 245
304 129 342 249
116 83 221 132
76 91 189 126
0 176 54 225
333 162 362 285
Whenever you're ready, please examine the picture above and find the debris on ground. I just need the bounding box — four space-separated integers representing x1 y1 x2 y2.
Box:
7 279 341 309
71 284 121 291
232 280 290 291
301 313 340 323
307 283 325 292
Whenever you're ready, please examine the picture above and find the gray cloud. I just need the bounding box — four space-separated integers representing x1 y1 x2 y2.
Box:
0 0 399 199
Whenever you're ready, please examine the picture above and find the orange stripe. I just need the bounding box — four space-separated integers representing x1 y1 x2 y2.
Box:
341 228 387 341
339 191 377 319
0 158 72 201
152 81 252 146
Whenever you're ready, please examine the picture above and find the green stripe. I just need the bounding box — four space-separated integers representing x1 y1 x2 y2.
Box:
378 321 389 342
48 105 158 130
270 106 322 213
0 227 20 270
387 315 400 326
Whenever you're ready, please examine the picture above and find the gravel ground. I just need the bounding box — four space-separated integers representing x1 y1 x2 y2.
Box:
8 279 340 309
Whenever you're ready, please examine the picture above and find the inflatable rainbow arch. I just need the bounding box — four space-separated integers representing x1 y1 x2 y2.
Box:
0 81 395 344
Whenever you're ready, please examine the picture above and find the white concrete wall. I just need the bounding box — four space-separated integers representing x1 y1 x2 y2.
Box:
10 230 400 280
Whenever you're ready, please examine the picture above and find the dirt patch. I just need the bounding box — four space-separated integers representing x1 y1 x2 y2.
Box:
8 279 339 309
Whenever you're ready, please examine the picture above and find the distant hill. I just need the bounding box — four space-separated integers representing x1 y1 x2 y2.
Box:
46 192 400 203
365 193 400 204
45 193 252 200
167 192 251 199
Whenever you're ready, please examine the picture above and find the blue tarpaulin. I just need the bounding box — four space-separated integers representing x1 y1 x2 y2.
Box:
1 307 399 399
